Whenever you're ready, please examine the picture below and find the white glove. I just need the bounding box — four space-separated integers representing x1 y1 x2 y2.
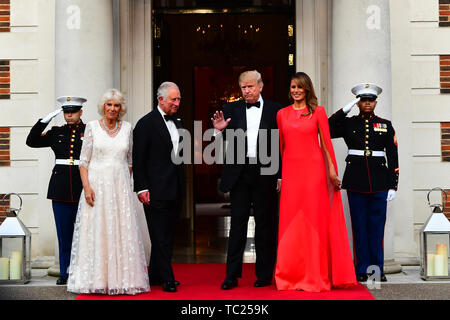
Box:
343 97 361 114
387 189 396 202
41 108 62 124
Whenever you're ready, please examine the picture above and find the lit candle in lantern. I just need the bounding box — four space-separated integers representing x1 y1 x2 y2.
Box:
0 257 9 280
434 254 445 276
9 251 22 280
436 244 449 276
427 253 435 276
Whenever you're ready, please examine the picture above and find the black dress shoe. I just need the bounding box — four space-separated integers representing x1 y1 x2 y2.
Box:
151 279 180 286
162 282 177 293
221 279 238 290
56 276 68 285
356 273 368 282
254 279 272 287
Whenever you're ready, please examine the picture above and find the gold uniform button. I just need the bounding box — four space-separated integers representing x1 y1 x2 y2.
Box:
70 145 74 148
71 139 75 142
70 150 74 154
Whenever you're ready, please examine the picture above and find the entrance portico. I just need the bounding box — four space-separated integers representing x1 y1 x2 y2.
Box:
45 0 413 274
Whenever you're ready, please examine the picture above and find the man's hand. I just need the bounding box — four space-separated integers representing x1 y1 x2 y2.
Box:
138 191 150 206
387 189 396 202
343 97 361 114
211 111 231 132
276 179 282 193
41 108 62 124
84 186 95 207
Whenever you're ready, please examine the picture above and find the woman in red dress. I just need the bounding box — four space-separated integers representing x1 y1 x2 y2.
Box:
275 72 357 292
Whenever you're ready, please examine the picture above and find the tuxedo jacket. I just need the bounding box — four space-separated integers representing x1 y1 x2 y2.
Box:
219 99 282 193
329 109 399 193
132 108 185 201
26 120 85 202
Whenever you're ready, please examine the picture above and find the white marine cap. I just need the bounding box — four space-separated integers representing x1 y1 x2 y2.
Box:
56 96 87 112
351 83 382 100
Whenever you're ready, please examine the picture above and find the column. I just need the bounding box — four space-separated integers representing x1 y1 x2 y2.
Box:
48 0 115 277
331 0 401 274
55 0 115 122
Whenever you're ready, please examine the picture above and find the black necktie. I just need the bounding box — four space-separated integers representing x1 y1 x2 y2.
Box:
164 114 177 122
245 101 261 109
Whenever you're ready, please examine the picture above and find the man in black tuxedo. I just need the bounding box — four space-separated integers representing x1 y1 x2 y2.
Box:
212 70 282 290
133 82 185 293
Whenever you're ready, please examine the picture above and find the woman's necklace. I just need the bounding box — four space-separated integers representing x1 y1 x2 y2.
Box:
102 118 119 134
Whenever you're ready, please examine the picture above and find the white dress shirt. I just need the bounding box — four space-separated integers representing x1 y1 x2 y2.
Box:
158 106 180 155
214 96 264 158
245 96 264 158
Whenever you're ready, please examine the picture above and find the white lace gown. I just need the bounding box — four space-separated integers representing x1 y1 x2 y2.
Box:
67 120 150 295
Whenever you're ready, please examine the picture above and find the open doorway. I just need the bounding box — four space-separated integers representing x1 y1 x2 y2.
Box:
153 1 296 262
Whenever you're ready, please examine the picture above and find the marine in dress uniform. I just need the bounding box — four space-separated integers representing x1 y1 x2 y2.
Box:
26 96 86 285
328 84 399 283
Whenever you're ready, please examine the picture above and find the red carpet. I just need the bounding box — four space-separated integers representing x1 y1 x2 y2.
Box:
76 263 375 300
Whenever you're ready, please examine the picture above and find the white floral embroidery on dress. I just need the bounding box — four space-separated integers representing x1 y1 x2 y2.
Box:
67 120 151 295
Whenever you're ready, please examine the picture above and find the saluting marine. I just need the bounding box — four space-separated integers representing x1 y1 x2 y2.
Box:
328 84 399 283
26 96 86 285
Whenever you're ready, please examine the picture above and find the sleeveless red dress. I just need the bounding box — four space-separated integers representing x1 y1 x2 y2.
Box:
275 105 357 292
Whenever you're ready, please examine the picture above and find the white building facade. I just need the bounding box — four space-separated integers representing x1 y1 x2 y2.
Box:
0 0 449 270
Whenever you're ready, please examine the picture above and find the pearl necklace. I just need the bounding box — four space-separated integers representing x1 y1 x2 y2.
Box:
102 118 119 134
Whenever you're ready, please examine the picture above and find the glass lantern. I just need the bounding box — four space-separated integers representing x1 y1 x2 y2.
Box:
420 188 450 281
0 193 31 284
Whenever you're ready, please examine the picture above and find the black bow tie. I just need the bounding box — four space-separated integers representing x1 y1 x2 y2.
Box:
164 114 178 122
245 101 261 109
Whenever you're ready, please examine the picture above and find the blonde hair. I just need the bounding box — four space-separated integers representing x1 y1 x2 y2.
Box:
97 89 127 119
238 70 264 87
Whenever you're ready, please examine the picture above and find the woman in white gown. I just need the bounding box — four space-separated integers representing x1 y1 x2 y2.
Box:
67 89 151 295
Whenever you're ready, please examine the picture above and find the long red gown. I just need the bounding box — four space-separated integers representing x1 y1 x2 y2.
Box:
275 105 357 292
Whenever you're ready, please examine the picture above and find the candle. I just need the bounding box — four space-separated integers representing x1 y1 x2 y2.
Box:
436 243 448 276
427 253 435 276
0 258 9 280
9 251 22 280
436 244 449 276
434 254 446 276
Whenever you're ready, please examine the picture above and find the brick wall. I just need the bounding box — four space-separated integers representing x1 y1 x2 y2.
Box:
443 191 450 220
0 60 10 99
441 56 450 94
0 127 10 166
440 0 450 27
0 194 10 225
0 0 9 32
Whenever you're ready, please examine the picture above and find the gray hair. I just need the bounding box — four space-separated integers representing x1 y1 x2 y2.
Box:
157 82 180 100
97 88 127 119
239 70 264 87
